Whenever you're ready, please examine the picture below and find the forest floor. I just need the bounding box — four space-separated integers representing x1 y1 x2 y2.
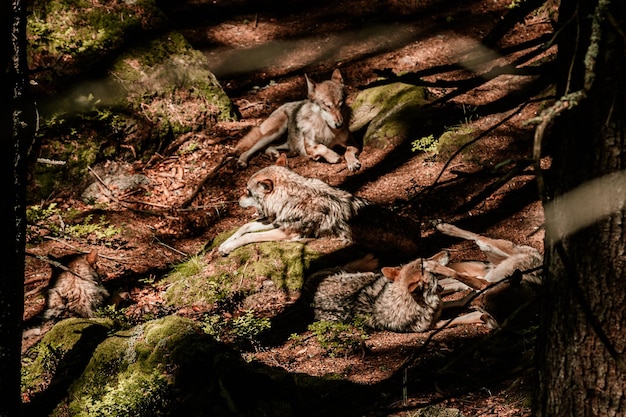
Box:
23 0 557 415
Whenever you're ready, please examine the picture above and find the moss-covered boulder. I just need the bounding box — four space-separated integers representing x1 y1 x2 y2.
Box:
54 315 374 417
21 318 116 399
48 316 313 415
162 232 323 310
27 0 235 200
350 82 430 147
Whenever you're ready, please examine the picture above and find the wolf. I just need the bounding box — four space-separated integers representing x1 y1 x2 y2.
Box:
431 223 543 329
303 252 472 333
234 69 361 171
217 154 421 262
43 249 109 320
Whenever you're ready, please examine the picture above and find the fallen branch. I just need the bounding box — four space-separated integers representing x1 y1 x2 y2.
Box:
179 155 236 208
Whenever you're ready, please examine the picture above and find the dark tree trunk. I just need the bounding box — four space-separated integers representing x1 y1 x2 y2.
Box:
0 0 32 415
534 0 626 415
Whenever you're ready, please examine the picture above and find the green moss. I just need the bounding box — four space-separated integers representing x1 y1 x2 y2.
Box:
112 31 236 131
27 0 235 199
435 125 477 161
21 318 115 396
66 316 198 417
162 230 321 309
350 82 430 147
28 0 166 80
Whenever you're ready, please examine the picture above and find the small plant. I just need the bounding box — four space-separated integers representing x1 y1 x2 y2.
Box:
201 314 227 341
308 320 369 358
231 310 271 341
202 310 271 348
26 204 122 244
288 333 304 346
411 134 437 153
96 305 132 330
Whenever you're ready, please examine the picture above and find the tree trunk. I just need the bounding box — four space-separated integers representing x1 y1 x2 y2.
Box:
534 0 626 415
0 0 31 415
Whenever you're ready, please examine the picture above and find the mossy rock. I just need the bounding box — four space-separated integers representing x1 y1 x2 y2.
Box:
58 315 375 416
27 0 235 201
162 231 322 310
62 315 287 416
350 82 430 147
434 125 477 161
21 318 115 398
111 30 236 134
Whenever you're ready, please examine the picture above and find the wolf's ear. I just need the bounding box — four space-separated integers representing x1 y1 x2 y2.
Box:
381 266 401 281
86 249 98 267
429 250 450 266
275 153 288 167
331 68 344 84
258 178 274 194
305 74 316 97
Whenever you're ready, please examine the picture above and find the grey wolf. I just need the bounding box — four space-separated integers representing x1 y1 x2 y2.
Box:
234 69 361 171
217 155 421 262
432 223 543 328
43 249 109 320
303 252 472 333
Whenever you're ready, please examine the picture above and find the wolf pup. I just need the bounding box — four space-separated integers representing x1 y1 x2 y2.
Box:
234 69 361 171
217 155 421 262
43 249 109 320
304 252 471 333
432 223 543 329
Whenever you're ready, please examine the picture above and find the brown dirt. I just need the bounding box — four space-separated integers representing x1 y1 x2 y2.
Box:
24 0 557 415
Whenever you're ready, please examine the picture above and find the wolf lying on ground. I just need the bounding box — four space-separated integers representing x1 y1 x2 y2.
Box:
432 223 543 329
22 250 110 352
43 249 109 320
217 154 421 263
303 224 542 333
234 69 361 171
303 252 472 333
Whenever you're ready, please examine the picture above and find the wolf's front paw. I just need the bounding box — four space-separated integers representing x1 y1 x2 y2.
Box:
218 240 237 256
347 158 361 171
265 147 281 159
435 223 455 234
237 157 249 169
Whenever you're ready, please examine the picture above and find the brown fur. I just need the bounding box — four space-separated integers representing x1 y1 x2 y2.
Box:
217 155 421 262
304 252 469 332
433 223 543 329
43 250 109 320
235 69 361 171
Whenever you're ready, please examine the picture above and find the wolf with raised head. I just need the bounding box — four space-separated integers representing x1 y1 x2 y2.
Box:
304 252 472 332
432 223 543 329
217 155 421 262
234 69 361 171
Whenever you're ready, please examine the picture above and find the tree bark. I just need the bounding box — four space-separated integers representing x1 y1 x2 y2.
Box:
534 0 626 415
0 0 32 415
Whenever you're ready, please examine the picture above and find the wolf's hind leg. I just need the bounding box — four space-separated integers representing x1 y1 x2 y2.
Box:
237 111 289 167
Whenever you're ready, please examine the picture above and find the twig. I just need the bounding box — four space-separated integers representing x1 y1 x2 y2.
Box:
180 155 236 208
151 235 188 257
40 236 126 262
412 102 529 201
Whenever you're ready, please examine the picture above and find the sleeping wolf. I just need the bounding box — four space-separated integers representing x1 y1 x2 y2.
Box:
43 249 109 320
217 154 421 262
304 252 472 332
234 69 361 171
432 223 543 329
